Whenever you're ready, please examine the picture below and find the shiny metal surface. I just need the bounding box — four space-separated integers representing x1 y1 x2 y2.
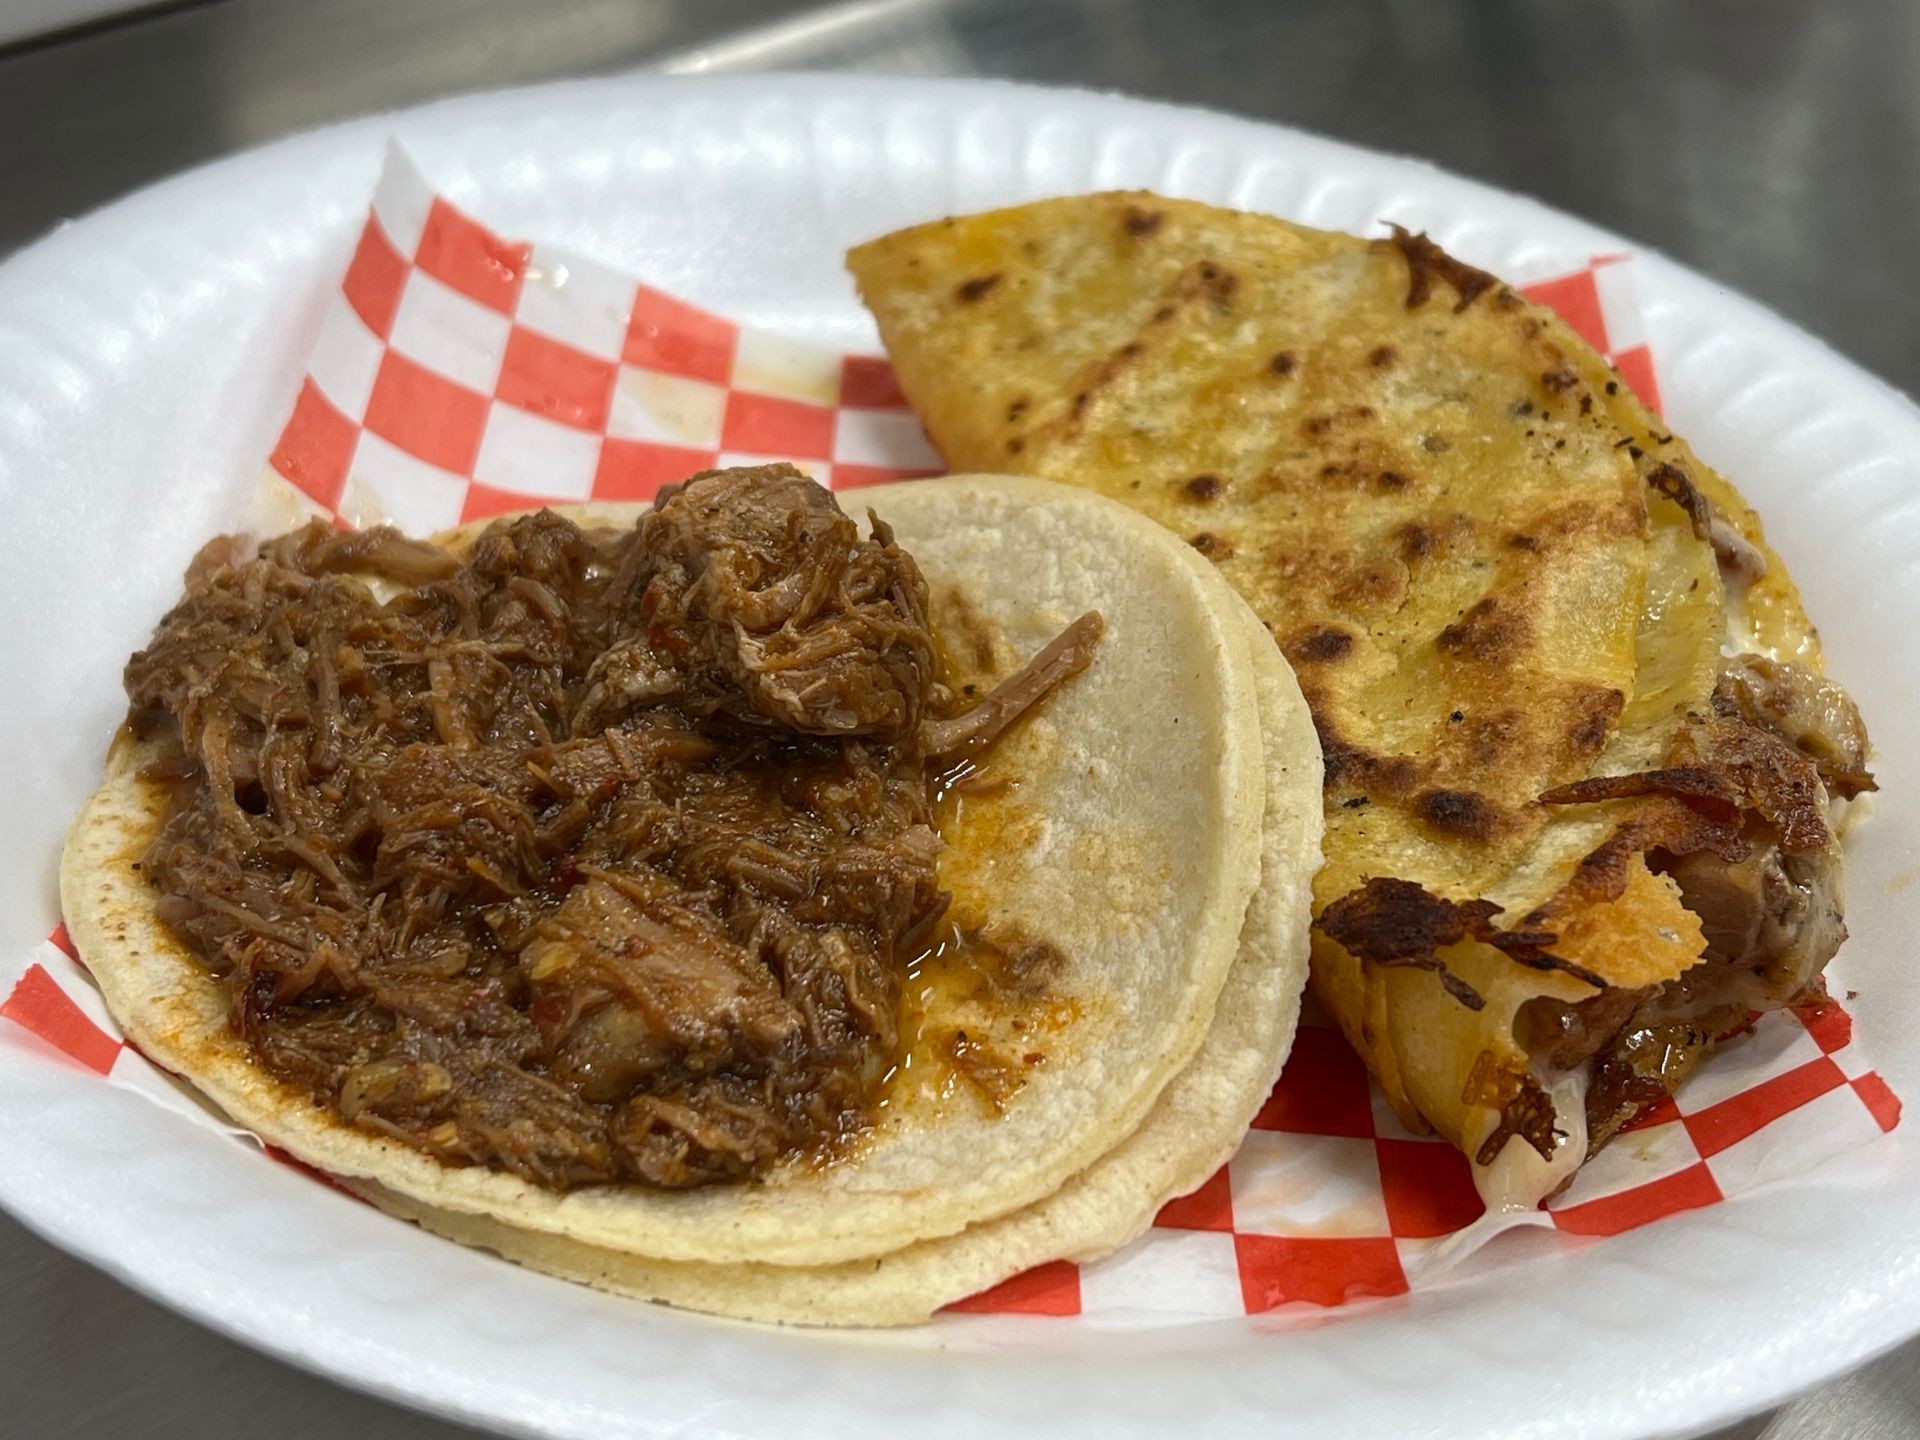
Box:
2 2 1915 1436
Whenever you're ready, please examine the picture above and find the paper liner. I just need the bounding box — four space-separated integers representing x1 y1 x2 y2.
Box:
3 145 1896 1326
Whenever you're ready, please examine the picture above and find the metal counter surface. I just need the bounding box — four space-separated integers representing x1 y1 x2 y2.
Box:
3 3 1915 1436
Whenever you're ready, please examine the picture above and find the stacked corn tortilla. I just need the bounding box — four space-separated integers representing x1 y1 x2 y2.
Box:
63 474 1325 1325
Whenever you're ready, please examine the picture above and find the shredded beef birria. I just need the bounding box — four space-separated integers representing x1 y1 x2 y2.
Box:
123 465 1102 1191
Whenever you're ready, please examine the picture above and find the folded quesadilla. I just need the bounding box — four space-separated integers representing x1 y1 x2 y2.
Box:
851 195 1873 1209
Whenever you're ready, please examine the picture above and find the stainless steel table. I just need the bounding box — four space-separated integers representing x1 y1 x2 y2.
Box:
2 2 1915 1435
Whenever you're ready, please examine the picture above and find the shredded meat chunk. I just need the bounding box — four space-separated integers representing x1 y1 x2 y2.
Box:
626 467 938 737
123 465 1099 1190
1715 653 1875 798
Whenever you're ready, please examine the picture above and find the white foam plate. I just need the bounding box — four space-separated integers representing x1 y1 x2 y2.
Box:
1 73 1916 1440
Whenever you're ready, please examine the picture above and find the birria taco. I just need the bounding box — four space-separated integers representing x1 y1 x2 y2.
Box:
62 466 1322 1312
851 195 1873 1210
350 583 1320 1324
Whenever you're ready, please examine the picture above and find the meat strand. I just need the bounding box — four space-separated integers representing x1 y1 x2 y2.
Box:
922 611 1105 757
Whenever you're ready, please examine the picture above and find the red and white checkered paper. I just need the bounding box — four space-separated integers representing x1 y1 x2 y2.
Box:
260 146 939 536
1 146 1900 1326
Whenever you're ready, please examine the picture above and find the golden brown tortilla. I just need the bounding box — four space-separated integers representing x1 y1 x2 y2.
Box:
851 196 1854 1207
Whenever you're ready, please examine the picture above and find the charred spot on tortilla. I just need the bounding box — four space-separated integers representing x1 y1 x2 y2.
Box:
116 465 1103 1193
1396 521 1435 562
1185 260 1238 310
1435 596 1530 663
1331 557 1404 610
1302 405 1378 438
1315 879 1493 1012
1057 342 1149 434
1383 224 1498 312
1317 878 1491 963
1413 787 1501 842
1313 709 1424 794
1188 531 1235 561
1285 627 1354 665
955 273 1002 303
1569 686 1626 755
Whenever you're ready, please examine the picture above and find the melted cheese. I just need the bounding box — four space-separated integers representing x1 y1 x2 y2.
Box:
1468 1066 1590 1214
1721 580 1766 661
